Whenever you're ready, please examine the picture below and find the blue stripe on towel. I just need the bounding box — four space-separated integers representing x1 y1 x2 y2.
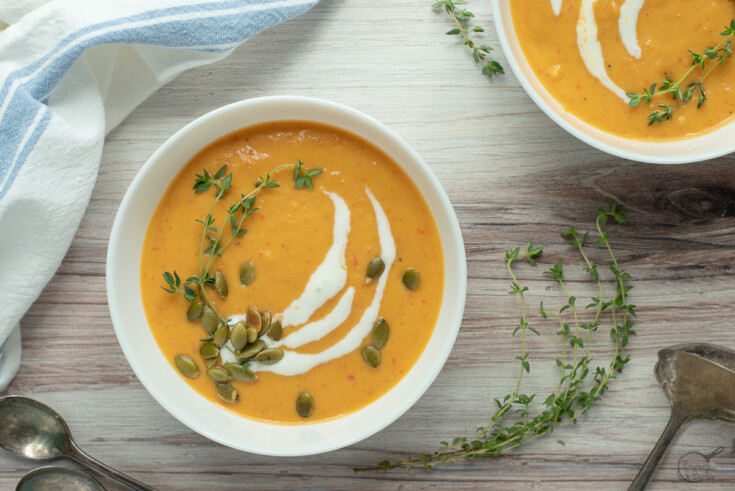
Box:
0 108 51 202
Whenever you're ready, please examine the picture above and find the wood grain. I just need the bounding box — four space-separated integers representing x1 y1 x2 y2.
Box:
3 1 735 489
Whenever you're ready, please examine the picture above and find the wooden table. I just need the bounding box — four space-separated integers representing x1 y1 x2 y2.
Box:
4 1 735 489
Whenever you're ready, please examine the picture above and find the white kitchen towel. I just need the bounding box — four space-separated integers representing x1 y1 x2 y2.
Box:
0 0 319 391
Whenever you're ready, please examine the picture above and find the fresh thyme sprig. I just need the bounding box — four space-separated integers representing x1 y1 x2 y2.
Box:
432 0 504 79
627 20 735 125
162 160 322 322
356 201 634 472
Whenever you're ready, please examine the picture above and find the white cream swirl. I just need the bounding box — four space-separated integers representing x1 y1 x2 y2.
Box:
549 0 645 102
256 188 395 376
279 191 351 327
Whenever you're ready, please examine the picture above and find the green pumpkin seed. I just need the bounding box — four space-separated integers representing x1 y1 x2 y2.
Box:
230 322 248 351
235 339 266 359
186 301 203 322
213 323 230 348
255 348 284 365
402 268 420 290
215 382 239 403
205 356 219 369
259 310 271 337
246 327 258 344
214 270 228 298
224 363 258 382
246 306 261 330
206 366 231 382
174 355 199 378
296 392 314 418
365 257 385 284
240 261 255 286
362 345 381 368
200 342 219 359
267 320 282 341
200 305 219 333
372 318 390 349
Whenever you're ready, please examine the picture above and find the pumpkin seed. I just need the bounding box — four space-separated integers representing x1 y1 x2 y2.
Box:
199 342 219 359
246 306 261 330
213 323 230 348
206 366 231 382
246 327 258 344
239 261 255 286
402 268 420 290
362 345 381 368
205 356 219 369
174 355 199 378
267 320 282 341
259 310 271 337
214 270 228 298
365 257 385 284
296 392 314 418
230 322 248 351
255 348 284 365
235 339 266 359
200 305 219 333
186 301 203 322
215 383 239 403
224 363 258 382
372 318 390 349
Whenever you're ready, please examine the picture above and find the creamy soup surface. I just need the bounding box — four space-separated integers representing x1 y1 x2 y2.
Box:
140 121 444 423
512 0 735 141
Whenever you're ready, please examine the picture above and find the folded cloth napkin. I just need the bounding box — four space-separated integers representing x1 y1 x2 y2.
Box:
0 0 318 390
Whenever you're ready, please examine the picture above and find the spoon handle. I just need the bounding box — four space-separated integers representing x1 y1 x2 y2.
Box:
628 407 690 491
68 442 158 491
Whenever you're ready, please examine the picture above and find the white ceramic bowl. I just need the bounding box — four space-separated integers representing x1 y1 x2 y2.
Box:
492 1 735 164
106 96 467 456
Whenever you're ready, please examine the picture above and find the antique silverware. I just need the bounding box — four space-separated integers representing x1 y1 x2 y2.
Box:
629 343 735 490
0 396 156 491
16 466 105 491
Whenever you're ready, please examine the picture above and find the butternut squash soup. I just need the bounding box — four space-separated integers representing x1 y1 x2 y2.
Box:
140 121 444 424
511 1 735 141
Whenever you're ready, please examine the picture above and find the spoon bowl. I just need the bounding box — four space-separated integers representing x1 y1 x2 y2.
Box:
655 344 735 423
0 397 71 460
16 466 105 491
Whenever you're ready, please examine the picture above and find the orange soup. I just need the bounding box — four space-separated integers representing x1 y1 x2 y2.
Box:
511 1 735 141
140 121 444 423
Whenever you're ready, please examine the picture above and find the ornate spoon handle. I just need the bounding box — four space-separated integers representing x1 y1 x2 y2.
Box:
629 407 690 491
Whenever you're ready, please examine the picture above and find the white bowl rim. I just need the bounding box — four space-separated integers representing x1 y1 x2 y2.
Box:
106 95 467 456
491 0 735 164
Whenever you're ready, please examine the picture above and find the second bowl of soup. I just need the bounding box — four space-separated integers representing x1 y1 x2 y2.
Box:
493 0 735 163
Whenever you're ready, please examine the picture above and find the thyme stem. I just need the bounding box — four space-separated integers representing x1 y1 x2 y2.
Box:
627 20 735 124
357 201 634 473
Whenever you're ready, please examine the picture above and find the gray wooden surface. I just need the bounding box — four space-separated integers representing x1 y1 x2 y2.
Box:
4 1 735 489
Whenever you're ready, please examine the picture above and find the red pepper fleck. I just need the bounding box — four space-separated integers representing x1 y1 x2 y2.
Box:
347 374 355 381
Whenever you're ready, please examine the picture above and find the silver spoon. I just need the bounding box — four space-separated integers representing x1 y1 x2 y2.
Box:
629 343 735 490
17 466 105 491
0 396 156 491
